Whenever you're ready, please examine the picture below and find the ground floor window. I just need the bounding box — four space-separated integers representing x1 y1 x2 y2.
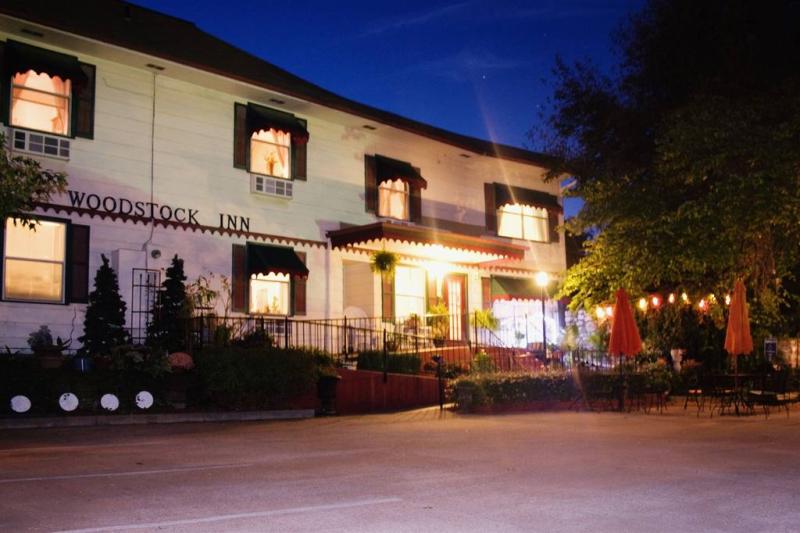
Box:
249 272 290 315
394 265 426 319
3 218 67 303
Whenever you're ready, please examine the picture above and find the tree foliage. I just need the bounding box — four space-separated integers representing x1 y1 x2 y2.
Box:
0 133 67 228
543 0 800 335
79 254 130 356
147 255 189 352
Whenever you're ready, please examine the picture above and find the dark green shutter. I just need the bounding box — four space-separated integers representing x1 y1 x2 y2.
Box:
233 103 248 169
67 224 90 303
381 273 394 322
73 62 95 139
292 142 307 181
0 41 8 125
409 166 422 222
548 210 560 243
293 251 307 316
481 277 492 310
484 183 497 232
231 244 247 312
365 155 377 213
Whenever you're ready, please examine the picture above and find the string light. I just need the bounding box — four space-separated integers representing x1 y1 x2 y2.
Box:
638 298 647 311
651 295 661 308
698 298 706 310
596 306 606 320
605 306 613 317
668 293 676 304
681 292 689 304
725 294 731 306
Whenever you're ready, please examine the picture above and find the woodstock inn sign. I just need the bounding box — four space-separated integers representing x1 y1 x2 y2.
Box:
65 189 251 232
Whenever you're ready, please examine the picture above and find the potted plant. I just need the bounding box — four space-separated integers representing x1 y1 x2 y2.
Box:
27 325 69 369
370 249 398 277
428 303 450 347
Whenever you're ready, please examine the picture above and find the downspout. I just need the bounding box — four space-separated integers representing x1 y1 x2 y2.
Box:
142 69 158 269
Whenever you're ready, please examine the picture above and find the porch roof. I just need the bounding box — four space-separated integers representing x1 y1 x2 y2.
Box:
327 221 526 263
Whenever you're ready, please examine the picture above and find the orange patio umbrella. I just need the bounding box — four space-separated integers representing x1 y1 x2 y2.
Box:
608 288 643 357
725 279 753 366
608 288 642 411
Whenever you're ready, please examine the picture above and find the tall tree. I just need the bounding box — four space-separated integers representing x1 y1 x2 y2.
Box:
543 0 800 335
79 255 130 356
147 254 188 352
0 133 67 228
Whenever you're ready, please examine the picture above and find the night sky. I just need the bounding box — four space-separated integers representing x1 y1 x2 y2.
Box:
133 0 644 217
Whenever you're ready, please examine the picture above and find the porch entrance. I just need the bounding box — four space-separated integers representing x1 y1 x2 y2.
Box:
443 274 468 341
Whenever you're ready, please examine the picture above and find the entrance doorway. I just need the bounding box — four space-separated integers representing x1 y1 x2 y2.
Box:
443 274 468 341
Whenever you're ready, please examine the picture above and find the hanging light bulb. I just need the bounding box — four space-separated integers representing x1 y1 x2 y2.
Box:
681 292 689 304
668 293 676 304
651 295 661 308
605 306 613 317
698 298 706 310
725 294 731 306
596 306 606 320
638 298 647 311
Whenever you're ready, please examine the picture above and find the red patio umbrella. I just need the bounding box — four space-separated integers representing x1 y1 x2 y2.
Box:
725 279 753 370
607 288 642 411
608 288 643 357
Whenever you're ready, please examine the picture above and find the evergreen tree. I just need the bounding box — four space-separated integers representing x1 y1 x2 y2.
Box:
79 254 129 356
147 254 188 352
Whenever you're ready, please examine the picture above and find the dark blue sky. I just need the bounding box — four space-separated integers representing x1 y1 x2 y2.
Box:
135 0 643 217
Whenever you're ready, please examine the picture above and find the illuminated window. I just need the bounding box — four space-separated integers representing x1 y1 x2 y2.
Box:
497 204 549 242
394 265 425 318
250 129 291 179
249 272 290 315
10 71 71 136
3 219 66 302
378 179 409 220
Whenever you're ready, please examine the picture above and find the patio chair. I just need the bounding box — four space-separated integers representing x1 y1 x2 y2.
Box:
708 374 737 417
683 371 708 417
748 370 792 419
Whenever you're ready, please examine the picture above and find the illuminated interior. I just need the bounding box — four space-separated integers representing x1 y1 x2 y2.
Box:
10 70 71 136
378 179 409 220
394 265 426 318
249 272 290 315
3 219 66 302
250 129 291 179
497 203 548 242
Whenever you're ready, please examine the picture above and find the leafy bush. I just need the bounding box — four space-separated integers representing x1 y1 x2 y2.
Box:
454 371 575 409
356 350 421 375
194 345 319 409
471 350 496 374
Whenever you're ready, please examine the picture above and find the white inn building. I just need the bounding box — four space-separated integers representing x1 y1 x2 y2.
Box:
0 1 567 352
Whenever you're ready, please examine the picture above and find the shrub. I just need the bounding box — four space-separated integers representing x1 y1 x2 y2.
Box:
356 350 421 375
471 350 496 374
195 345 319 409
454 371 575 410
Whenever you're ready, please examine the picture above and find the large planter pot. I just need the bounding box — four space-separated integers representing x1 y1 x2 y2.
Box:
455 382 475 412
37 352 64 369
317 374 340 416
165 371 194 410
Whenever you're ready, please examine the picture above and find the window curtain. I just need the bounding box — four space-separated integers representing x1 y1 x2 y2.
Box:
378 179 408 220
11 71 70 135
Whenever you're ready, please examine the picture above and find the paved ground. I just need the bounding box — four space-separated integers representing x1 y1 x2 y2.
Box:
1 405 799 532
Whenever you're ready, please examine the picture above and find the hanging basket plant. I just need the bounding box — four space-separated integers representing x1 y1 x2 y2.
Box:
370 249 398 277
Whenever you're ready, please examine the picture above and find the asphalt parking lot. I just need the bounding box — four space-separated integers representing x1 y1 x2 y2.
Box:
1 407 799 532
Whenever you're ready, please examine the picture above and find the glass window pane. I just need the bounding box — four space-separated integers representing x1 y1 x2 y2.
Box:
4 258 63 302
10 71 71 135
497 204 523 238
249 273 290 315
378 179 408 220
250 129 291 179
5 219 66 261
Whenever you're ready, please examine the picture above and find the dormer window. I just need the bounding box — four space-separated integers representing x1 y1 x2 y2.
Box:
378 178 409 220
484 182 562 243
11 71 71 135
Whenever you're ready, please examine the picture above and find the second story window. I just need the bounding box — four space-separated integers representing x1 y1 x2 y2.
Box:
11 71 71 136
378 179 409 220
3 218 66 303
250 129 291 179
497 204 549 242
2 40 96 140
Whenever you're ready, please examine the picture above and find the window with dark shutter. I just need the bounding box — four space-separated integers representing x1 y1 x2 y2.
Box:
231 244 247 312
234 102 309 180
409 183 422 223
293 251 307 315
67 224 90 303
0 42 8 125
